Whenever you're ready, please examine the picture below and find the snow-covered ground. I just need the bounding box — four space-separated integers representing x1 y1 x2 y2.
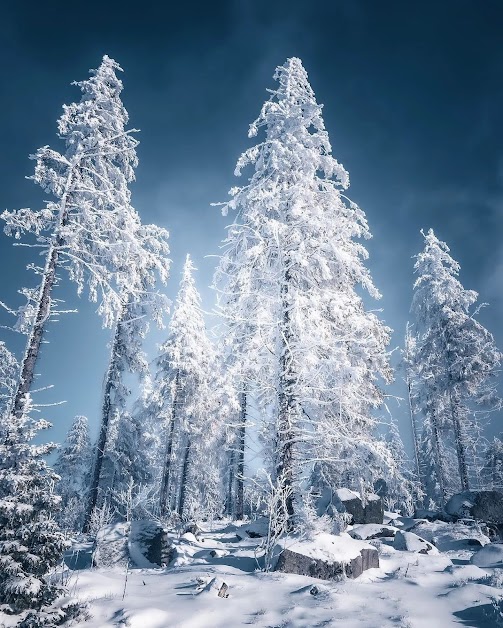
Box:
59 517 503 628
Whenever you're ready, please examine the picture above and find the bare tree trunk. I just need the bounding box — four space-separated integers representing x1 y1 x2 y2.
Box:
430 410 447 505
235 388 247 519
83 313 123 532
178 438 191 520
276 270 296 528
159 370 180 517
449 391 470 491
225 449 235 517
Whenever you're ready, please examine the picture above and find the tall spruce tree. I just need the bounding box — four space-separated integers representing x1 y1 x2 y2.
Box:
155 256 223 520
54 415 92 531
214 57 394 530
84 283 169 530
409 229 501 503
1 55 169 421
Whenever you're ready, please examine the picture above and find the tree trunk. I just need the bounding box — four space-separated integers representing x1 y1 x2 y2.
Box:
11 167 75 419
449 391 470 491
276 269 296 528
235 388 247 519
178 437 191 520
83 314 123 532
225 449 235 517
430 409 447 505
159 370 180 517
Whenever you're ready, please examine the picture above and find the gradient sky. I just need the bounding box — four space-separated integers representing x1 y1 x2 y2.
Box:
1 0 502 453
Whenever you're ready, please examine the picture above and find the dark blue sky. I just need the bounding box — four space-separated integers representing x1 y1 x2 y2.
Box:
1 0 502 449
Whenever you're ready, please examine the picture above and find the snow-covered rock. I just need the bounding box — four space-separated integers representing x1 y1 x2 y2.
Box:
331 488 383 524
236 518 269 540
470 543 503 568
445 490 503 524
349 524 398 540
274 532 379 580
364 493 384 524
129 519 174 568
411 520 490 551
393 531 438 555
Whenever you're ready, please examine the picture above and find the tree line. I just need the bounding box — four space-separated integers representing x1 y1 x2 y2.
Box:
0 55 500 625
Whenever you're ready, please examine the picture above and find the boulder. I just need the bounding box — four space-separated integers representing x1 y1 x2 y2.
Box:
393 530 438 555
470 543 503 568
445 490 503 525
364 494 384 524
274 532 379 581
334 488 365 524
349 524 398 540
129 519 174 567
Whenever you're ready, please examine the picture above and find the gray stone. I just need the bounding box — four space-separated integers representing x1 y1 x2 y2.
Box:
363 495 384 524
275 546 379 581
334 489 365 524
130 519 174 567
349 524 398 540
393 530 438 555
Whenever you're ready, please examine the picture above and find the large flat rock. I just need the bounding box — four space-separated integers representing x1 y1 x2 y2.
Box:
274 533 379 581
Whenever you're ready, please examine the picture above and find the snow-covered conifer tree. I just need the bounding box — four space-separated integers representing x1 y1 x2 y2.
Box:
0 342 18 420
1 55 169 420
155 256 223 520
214 57 393 528
54 415 92 530
84 279 169 529
0 399 81 625
409 229 501 502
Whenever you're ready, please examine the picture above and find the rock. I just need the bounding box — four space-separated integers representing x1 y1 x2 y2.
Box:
274 532 379 581
414 508 451 523
349 524 398 540
411 519 490 552
471 543 503 568
364 494 384 524
334 488 365 524
445 490 503 525
393 530 438 555
275 546 378 580
236 517 269 540
129 519 174 567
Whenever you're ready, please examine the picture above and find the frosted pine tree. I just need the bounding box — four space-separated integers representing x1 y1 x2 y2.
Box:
155 256 223 520
409 229 501 503
2 55 169 421
84 281 169 529
0 400 82 625
214 57 393 529
54 415 92 531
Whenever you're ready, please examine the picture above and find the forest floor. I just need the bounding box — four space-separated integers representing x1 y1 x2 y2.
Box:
64 516 503 628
